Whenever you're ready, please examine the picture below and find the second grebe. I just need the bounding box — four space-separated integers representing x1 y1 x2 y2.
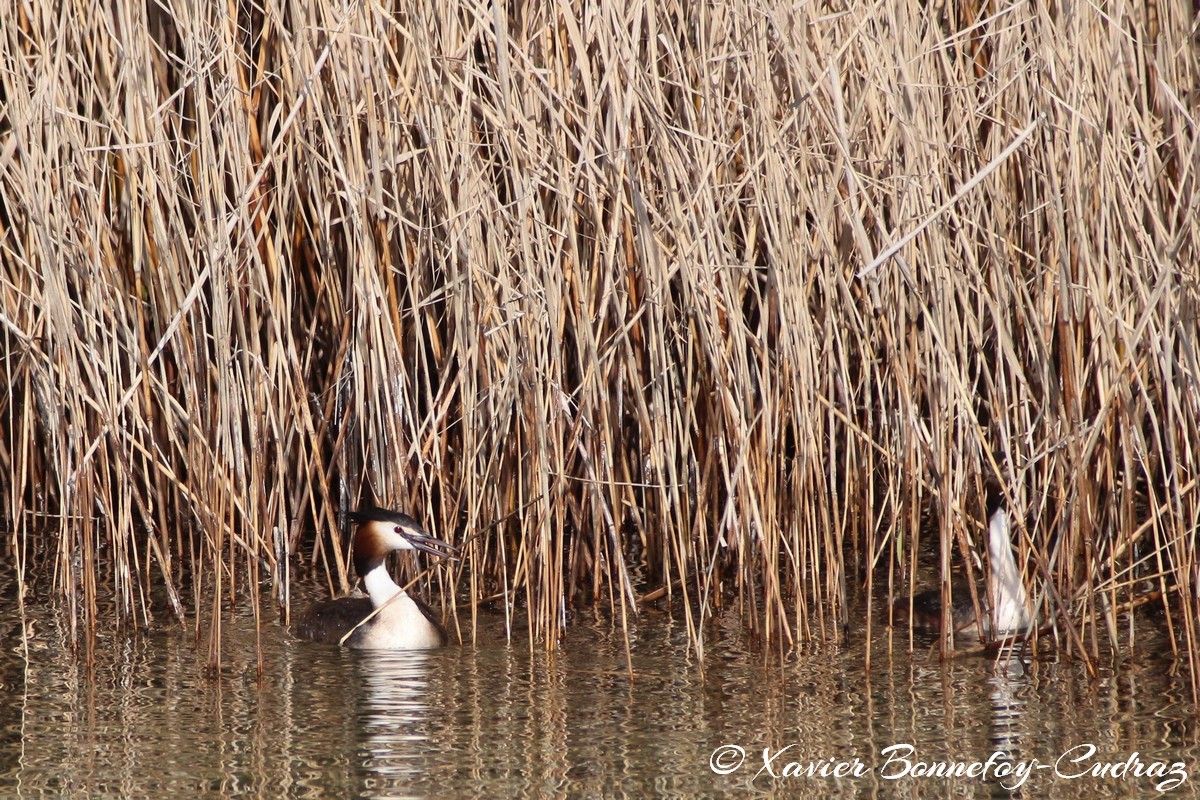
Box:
894 504 1032 639
297 507 457 649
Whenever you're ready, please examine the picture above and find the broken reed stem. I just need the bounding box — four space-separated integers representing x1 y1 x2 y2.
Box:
0 1 1197 692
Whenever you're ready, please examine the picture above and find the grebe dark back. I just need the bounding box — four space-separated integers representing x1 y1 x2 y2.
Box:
894 504 1032 639
297 507 457 649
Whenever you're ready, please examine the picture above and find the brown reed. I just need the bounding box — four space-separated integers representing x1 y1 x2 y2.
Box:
0 1 1196 694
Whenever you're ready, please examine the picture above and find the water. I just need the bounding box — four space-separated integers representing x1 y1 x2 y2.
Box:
1 586 1196 798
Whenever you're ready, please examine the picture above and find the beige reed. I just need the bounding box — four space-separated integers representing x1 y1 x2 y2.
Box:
0 1 1196 693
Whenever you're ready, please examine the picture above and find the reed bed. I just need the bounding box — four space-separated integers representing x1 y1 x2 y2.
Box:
1 0 1197 688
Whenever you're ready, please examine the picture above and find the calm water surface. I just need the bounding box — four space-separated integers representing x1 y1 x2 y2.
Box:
1 584 1196 798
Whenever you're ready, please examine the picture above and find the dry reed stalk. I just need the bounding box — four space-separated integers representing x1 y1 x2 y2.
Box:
0 0 1196 693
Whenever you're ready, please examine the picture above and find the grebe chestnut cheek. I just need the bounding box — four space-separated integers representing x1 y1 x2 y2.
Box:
297 507 458 649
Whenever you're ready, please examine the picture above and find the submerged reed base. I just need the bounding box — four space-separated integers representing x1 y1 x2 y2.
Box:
1 2 1197 697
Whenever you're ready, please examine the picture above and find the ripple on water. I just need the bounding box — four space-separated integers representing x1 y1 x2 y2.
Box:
0 593 1196 798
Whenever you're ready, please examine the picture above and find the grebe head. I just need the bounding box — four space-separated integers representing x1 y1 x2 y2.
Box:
347 506 459 576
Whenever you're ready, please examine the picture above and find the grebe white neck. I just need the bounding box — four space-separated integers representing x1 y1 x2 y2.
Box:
986 507 1031 635
361 559 404 607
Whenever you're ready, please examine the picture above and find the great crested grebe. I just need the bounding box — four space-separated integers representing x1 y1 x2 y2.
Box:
297 507 457 649
893 499 1032 640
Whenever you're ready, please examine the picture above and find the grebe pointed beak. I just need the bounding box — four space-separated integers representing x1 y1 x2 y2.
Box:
398 527 460 560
